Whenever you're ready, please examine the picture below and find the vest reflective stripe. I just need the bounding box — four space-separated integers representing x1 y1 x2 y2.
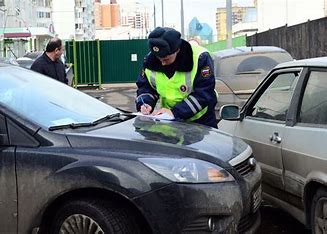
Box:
149 71 157 89
185 72 192 94
145 45 208 121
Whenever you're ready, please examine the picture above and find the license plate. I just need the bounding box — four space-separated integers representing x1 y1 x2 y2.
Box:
252 184 262 212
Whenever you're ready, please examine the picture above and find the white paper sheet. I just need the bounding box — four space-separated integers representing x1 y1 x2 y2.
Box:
132 112 175 121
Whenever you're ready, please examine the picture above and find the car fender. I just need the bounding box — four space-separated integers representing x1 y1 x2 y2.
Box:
303 171 327 225
51 158 170 198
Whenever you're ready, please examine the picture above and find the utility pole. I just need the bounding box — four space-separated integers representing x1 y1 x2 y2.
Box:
161 0 164 27
153 1 156 28
226 0 232 49
180 0 184 38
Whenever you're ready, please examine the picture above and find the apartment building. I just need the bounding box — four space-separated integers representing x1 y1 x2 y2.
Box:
94 1 120 29
216 6 252 41
0 0 54 57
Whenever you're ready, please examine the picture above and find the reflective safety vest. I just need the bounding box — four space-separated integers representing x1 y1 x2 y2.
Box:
145 45 208 121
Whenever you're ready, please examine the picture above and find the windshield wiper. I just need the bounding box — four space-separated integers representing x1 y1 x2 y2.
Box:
93 113 121 124
48 113 121 131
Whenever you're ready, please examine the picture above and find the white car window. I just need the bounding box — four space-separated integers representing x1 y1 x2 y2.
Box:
249 72 300 121
299 71 327 125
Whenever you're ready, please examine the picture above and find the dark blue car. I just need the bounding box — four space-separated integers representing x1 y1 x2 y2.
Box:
0 63 261 234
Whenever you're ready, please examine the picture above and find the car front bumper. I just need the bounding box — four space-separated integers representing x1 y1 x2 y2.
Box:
132 165 261 234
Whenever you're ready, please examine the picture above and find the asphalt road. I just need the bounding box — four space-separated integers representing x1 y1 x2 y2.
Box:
82 84 310 234
258 203 309 234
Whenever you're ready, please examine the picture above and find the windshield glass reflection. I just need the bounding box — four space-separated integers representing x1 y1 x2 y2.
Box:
0 66 118 128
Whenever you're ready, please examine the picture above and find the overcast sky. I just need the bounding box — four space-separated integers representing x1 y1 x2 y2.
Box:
104 0 255 35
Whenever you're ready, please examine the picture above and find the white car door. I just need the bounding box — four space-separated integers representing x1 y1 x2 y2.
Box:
282 69 327 199
219 70 301 193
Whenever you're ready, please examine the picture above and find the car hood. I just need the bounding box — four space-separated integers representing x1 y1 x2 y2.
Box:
67 116 249 164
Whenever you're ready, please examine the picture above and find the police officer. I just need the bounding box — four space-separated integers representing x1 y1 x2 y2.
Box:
135 27 217 128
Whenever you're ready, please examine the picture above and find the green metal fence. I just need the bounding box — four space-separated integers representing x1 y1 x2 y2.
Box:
65 37 247 86
65 40 101 87
100 39 148 84
65 39 148 86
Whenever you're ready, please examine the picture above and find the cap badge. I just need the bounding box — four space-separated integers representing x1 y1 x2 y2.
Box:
153 46 160 52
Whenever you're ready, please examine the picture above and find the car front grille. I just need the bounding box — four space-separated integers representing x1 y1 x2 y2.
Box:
233 156 254 177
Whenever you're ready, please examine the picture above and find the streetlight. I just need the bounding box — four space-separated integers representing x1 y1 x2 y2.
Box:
153 0 156 28
226 0 232 49
161 0 164 26
181 0 184 38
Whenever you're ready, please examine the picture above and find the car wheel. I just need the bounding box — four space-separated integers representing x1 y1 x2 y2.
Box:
50 199 139 234
311 187 327 234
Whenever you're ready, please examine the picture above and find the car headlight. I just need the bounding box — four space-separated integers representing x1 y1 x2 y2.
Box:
139 158 234 183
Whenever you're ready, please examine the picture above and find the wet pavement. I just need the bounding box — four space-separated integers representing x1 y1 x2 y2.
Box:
81 84 309 234
258 203 309 234
81 84 138 113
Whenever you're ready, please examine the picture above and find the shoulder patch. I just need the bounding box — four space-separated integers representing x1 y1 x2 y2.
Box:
141 69 145 78
201 66 211 78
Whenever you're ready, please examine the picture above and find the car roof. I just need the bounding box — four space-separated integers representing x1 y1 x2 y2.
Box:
275 56 327 69
23 51 43 59
0 62 10 67
17 57 33 61
212 46 289 58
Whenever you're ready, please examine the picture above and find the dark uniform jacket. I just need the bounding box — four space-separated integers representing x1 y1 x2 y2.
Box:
31 52 68 84
136 40 218 128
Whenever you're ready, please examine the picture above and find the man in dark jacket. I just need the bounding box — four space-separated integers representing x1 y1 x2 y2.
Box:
31 37 68 84
135 27 217 128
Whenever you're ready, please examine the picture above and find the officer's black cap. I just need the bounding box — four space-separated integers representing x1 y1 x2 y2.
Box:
148 27 182 58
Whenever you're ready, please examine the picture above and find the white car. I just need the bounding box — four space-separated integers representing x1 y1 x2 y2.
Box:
218 56 327 233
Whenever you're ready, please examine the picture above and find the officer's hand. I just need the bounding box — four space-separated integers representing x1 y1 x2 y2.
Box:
140 104 152 115
153 108 174 117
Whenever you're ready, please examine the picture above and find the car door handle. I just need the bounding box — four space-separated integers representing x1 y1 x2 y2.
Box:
270 132 282 143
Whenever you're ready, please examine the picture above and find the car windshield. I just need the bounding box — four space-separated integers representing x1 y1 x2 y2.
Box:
216 52 293 77
0 65 119 129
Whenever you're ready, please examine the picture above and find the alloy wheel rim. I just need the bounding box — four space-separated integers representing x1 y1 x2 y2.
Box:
59 214 104 234
315 198 327 234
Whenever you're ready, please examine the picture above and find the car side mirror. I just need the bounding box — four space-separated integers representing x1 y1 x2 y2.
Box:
220 105 240 120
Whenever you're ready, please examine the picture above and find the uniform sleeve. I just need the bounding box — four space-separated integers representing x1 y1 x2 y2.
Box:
171 52 217 120
135 60 159 112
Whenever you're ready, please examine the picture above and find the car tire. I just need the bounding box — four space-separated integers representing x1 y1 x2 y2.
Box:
50 199 139 234
311 187 327 234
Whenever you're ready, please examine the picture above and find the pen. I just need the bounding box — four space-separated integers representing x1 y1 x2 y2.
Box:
140 96 145 105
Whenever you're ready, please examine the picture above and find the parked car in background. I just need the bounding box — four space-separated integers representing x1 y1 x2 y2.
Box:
23 51 43 60
16 51 74 86
16 57 34 69
16 51 43 69
212 46 294 113
0 63 261 233
0 57 19 66
218 56 327 233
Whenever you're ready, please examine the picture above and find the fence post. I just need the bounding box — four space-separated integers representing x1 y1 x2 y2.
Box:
97 39 102 88
73 40 78 87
